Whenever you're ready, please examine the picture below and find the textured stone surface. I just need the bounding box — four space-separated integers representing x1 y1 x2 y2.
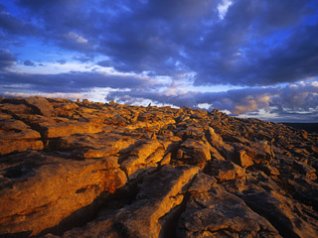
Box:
0 151 127 235
177 173 281 238
0 97 317 238
0 119 43 155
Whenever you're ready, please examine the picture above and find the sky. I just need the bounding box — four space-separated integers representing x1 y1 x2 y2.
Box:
0 0 318 122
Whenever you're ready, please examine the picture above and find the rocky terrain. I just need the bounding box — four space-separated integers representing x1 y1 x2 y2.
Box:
0 96 318 238
284 123 318 134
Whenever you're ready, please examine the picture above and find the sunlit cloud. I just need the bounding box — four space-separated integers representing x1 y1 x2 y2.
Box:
106 79 318 122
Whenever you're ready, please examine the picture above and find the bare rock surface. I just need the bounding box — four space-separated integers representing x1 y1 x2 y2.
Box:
0 97 317 238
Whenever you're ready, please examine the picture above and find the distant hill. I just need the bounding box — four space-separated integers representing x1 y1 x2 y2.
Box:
283 123 318 134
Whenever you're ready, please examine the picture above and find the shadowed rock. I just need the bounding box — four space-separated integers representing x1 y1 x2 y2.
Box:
177 173 281 238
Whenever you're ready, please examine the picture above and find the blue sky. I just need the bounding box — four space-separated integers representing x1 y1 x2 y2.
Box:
0 0 318 122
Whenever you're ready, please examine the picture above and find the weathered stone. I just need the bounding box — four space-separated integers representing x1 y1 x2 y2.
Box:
0 103 32 115
179 138 212 167
160 152 171 165
120 139 164 178
241 189 318 238
24 96 54 117
238 150 254 168
0 152 127 235
114 166 199 238
0 97 317 238
51 133 136 159
204 160 245 181
44 121 104 138
178 175 281 238
0 119 44 155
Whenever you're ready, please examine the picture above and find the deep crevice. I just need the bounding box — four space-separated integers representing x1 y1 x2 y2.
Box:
0 231 32 238
278 179 318 213
159 192 190 238
159 172 198 238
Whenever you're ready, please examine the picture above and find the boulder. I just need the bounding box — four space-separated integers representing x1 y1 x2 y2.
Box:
0 152 127 236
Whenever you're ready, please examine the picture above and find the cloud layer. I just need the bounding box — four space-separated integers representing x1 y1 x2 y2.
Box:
106 80 318 122
0 0 318 121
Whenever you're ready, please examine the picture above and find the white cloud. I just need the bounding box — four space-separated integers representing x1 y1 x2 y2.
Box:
2 87 123 103
217 0 233 20
9 60 147 79
197 103 213 109
3 91 85 100
66 32 88 44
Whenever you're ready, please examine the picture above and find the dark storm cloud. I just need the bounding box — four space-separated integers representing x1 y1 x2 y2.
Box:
17 0 101 53
1 0 317 121
0 49 15 70
12 0 318 86
190 0 318 85
254 24 318 84
193 22 318 86
96 0 220 73
23 60 35 66
0 3 37 36
0 71 146 93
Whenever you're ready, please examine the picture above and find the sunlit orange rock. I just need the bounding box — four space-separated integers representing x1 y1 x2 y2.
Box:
0 119 44 155
0 96 317 238
0 152 126 236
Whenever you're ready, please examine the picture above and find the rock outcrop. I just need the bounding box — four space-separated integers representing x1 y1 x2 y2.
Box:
0 96 317 238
